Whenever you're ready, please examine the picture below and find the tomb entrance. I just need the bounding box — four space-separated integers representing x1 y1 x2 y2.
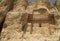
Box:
21 8 56 35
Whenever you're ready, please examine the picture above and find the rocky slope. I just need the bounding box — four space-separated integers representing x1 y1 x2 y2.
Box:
0 0 60 41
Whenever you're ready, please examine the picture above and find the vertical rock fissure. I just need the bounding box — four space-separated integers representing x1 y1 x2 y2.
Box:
0 15 6 33
0 0 15 34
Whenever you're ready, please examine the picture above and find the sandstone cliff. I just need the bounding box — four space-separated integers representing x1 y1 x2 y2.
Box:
0 0 60 41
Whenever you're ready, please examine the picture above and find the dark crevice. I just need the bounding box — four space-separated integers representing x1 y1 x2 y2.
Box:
39 23 42 27
0 0 14 33
0 15 6 33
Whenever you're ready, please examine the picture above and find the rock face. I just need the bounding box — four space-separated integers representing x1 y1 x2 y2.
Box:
56 0 60 11
56 0 60 36
0 0 60 41
0 0 14 33
56 0 60 6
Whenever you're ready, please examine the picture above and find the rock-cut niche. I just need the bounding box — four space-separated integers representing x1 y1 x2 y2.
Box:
21 8 56 35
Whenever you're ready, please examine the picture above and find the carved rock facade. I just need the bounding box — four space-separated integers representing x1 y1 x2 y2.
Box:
0 0 60 41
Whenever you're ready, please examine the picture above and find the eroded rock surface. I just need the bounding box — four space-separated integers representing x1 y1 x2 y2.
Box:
0 0 60 41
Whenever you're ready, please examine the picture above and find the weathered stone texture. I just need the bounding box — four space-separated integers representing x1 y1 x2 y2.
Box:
56 0 60 11
0 0 60 41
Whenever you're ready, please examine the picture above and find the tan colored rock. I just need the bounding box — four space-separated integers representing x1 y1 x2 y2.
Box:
56 0 60 11
3 11 21 28
32 23 50 35
0 0 14 33
0 0 28 41
56 0 60 6
1 11 23 41
13 0 28 11
1 0 60 41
